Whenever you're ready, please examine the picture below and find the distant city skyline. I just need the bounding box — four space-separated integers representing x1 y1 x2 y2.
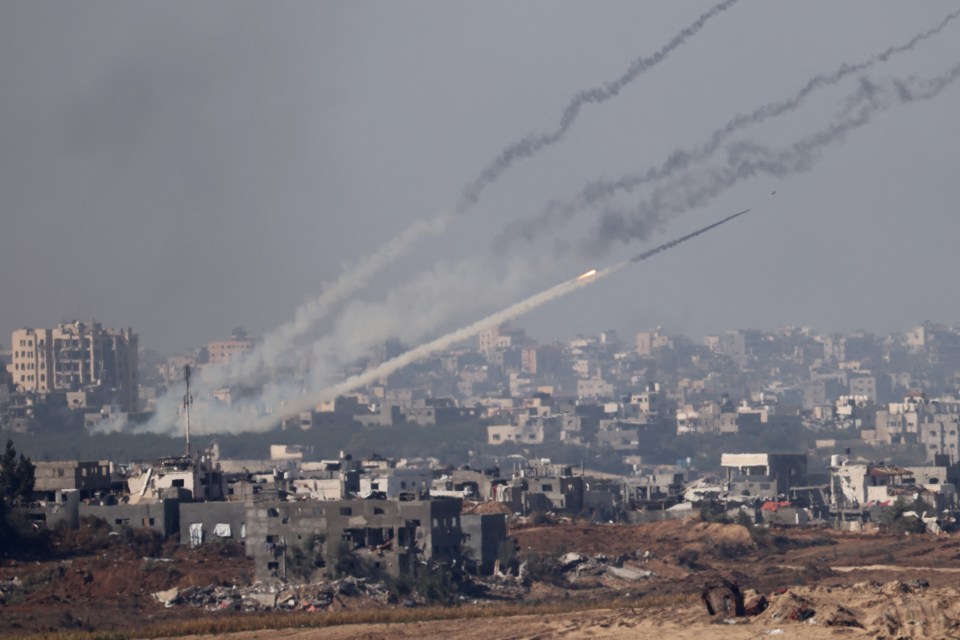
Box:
3 314 958 357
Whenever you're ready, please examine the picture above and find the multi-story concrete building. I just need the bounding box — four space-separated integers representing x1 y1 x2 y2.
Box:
872 395 960 461
207 337 255 365
7 327 52 394
721 453 808 499
245 497 467 582
33 460 112 500
7 322 138 411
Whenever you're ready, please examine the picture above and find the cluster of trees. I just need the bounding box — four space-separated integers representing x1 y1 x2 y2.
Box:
0 439 36 550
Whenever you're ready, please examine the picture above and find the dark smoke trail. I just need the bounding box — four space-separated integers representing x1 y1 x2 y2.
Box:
496 7 960 247
202 4 741 393
629 208 750 262
262 208 750 428
583 61 960 255
457 0 740 210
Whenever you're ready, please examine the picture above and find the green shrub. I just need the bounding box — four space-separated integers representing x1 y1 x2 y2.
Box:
879 497 927 535
285 534 325 582
415 563 457 605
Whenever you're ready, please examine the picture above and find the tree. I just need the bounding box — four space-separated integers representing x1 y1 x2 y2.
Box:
0 440 38 553
0 439 35 507
879 496 927 535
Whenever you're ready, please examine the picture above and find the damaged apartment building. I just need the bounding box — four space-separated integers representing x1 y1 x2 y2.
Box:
4 322 140 432
493 459 587 516
244 497 475 582
829 454 960 514
23 447 507 584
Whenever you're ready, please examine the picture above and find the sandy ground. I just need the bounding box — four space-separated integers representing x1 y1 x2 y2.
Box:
153 606 877 640
155 609 833 640
8 519 960 638
163 580 960 640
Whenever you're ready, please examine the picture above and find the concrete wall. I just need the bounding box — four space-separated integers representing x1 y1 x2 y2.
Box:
244 497 465 584
80 499 178 536
179 501 247 546
34 460 111 498
462 513 506 574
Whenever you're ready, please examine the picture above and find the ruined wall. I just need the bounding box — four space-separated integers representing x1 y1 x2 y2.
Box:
80 499 178 536
461 513 506 574
179 501 247 547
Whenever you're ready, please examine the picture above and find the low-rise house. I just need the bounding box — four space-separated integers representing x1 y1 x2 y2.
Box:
33 460 111 500
126 452 224 504
492 461 585 515
831 460 915 508
359 467 433 499
721 453 808 500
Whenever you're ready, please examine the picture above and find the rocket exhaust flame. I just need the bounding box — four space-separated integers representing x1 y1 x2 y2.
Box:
264 208 751 427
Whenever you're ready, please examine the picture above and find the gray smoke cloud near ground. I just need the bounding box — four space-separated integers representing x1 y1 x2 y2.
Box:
287 63 960 425
496 6 960 248
125 60 960 437
584 61 960 254
201 211 453 390
192 1 742 392
262 208 752 429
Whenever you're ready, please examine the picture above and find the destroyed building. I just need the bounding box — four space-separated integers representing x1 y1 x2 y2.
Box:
721 453 808 500
245 497 470 583
126 449 224 504
32 460 111 500
493 461 585 515
7 321 139 413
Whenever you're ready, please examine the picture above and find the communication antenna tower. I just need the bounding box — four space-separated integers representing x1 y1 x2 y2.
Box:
183 364 193 458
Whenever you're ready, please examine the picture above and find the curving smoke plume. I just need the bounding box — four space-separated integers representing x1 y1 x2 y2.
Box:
139 64 960 433
202 211 453 390
127 61 960 438
261 208 752 429
191 1 742 393
497 7 960 247
583 61 960 254
457 0 740 210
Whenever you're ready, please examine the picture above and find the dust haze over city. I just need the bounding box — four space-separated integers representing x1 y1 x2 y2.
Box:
5 3 960 638
1 2 958 354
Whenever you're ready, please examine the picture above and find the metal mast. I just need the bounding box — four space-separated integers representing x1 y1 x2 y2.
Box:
183 364 193 458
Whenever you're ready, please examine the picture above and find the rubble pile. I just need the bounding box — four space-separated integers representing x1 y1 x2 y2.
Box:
0 577 23 604
555 552 654 583
153 576 392 612
754 582 944 630
764 591 816 622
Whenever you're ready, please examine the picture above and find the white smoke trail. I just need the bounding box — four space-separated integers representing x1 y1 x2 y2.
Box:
190 1 742 393
138 251 561 435
260 208 753 428
259 267 623 429
300 62 960 401
202 211 453 389
133 62 960 437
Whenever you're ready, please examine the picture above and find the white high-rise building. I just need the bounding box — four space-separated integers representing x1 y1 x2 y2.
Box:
6 321 139 411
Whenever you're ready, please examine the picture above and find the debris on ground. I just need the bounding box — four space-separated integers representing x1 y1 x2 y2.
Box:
154 576 393 612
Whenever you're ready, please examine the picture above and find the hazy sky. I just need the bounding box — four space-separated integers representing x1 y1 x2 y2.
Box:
2 1 960 356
